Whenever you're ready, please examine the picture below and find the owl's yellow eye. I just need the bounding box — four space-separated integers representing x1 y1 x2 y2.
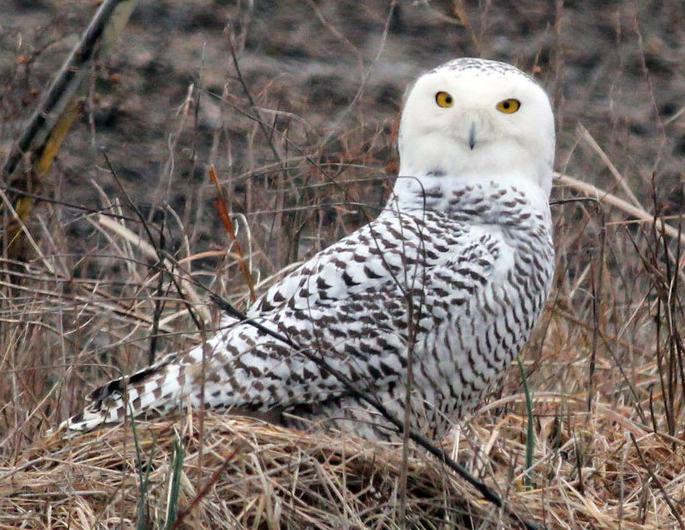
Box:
435 91 453 108
496 98 521 113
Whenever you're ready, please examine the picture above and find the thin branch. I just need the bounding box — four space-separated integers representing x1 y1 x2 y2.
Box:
2 0 139 178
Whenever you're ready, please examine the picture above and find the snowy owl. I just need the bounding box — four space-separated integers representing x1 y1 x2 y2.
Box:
65 58 555 441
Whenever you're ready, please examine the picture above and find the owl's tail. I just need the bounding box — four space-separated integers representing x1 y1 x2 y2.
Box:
62 352 188 432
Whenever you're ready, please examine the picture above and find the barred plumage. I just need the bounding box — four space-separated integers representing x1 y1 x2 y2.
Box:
65 58 556 441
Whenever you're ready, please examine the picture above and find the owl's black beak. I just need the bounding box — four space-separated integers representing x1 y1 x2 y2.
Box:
468 123 477 150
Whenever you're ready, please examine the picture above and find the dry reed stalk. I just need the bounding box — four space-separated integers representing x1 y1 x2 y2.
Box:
96 214 211 325
555 173 685 248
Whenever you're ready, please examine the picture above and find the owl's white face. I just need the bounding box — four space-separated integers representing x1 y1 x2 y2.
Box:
398 59 555 197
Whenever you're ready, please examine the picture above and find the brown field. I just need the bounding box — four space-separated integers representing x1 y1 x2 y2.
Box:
0 1 683 528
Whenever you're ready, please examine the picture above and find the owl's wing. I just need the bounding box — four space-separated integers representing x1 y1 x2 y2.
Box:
188 209 503 409
65 209 503 431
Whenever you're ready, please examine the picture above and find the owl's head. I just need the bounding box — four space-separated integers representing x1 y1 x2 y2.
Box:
398 58 555 197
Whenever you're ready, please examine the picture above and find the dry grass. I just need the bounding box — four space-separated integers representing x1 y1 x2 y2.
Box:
0 401 683 529
1 1 684 528
0 170 682 529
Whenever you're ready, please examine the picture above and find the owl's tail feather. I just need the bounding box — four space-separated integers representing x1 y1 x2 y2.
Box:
62 353 186 432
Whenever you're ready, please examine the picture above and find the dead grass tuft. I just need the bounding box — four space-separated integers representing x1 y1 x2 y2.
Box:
0 404 683 529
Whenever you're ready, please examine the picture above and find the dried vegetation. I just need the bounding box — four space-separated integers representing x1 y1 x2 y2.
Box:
0 1 683 528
